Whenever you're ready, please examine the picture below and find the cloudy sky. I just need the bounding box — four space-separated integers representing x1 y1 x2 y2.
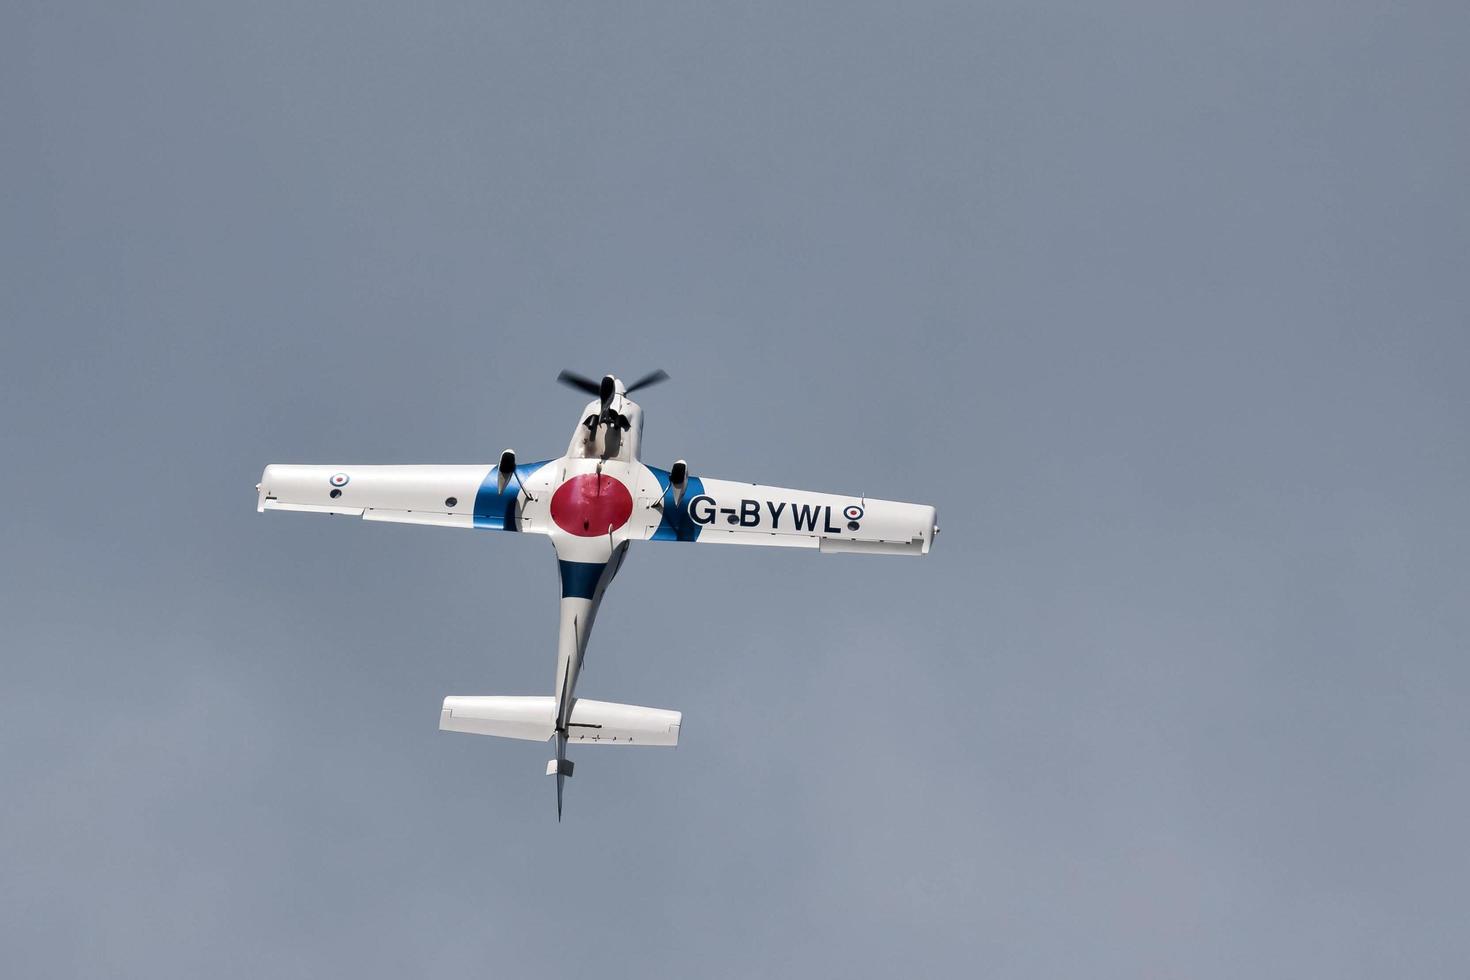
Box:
4 1 1468 976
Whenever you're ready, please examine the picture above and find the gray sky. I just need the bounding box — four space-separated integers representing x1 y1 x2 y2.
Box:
4 1 1469 976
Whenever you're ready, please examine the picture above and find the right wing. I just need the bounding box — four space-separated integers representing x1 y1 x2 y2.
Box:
256 462 547 531
648 468 938 555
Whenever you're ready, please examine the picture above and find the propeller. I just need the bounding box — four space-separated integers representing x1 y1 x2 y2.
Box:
624 369 670 394
555 370 603 398
555 369 670 399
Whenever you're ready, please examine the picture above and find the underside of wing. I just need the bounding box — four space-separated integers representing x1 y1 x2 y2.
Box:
257 463 541 531
643 467 938 555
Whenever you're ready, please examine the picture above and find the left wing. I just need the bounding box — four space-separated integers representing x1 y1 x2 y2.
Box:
648 470 938 555
256 463 540 532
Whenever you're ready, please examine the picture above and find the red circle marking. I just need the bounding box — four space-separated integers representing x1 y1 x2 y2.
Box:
550 473 634 537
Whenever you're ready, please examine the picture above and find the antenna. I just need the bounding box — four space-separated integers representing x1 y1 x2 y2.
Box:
513 468 537 503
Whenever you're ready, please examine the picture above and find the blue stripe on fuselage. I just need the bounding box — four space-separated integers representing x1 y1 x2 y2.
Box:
646 465 706 542
473 459 551 530
558 560 606 599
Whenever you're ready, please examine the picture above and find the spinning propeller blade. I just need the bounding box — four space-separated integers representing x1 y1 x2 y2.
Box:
624 369 670 394
556 370 602 397
556 369 670 397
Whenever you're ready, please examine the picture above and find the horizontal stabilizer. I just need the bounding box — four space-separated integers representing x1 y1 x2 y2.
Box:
440 696 681 746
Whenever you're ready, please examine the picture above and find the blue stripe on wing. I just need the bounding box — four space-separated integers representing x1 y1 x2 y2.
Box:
645 465 705 542
473 460 552 530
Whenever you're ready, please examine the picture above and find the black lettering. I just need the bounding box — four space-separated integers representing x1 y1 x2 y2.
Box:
689 495 717 525
739 499 761 527
766 500 786 529
791 503 820 532
823 506 842 534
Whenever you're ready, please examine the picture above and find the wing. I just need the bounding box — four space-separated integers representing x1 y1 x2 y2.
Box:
256 462 549 532
646 468 938 555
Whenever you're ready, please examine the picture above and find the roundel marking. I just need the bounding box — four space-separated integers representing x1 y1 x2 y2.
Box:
330 472 350 488
550 473 634 537
843 504 864 521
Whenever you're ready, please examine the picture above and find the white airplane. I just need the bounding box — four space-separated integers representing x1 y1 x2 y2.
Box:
257 370 939 818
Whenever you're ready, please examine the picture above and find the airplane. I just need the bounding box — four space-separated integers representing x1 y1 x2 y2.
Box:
256 370 939 818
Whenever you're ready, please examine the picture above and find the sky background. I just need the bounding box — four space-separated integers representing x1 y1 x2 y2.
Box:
4 1 1469 977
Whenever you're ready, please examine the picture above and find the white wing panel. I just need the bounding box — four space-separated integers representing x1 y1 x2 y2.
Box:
361 510 475 529
258 463 499 531
680 477 937 554
691 527 819 549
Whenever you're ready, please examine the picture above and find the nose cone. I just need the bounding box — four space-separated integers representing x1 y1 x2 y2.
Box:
600 375 617 401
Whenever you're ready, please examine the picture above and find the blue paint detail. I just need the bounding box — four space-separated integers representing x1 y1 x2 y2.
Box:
558 560 606 599
473 459 552 531
646 465 706 542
